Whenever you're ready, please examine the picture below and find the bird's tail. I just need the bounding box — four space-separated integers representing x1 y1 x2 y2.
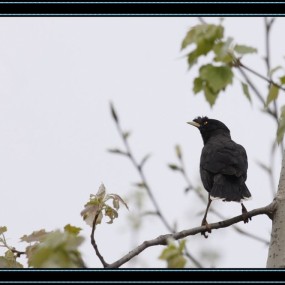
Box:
210 174 252 202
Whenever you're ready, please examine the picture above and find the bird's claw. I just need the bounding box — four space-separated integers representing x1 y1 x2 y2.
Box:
242 212 252 223
241 204 251 224
201 219 211 238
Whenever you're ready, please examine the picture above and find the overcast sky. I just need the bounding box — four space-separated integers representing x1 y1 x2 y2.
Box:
0 17 285 268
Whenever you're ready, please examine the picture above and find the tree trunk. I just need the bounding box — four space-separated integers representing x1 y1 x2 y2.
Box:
267 151 285 267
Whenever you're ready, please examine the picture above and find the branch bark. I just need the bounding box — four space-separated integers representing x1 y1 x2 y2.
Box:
107 201 276 268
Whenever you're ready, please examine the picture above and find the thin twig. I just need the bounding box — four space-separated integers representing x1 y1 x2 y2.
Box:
198 17 206 24
264 17 284 156
106 201 276 268
10 248 26 258
91 212 109 268
110 105 203 267
115 121 173 233
0 234 26 258
237 66 277 118
238 61 285 92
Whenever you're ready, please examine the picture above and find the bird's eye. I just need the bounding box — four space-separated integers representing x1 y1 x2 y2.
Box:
204 121 208 125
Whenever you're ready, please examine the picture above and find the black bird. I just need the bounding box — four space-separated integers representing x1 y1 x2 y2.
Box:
187 116 251 238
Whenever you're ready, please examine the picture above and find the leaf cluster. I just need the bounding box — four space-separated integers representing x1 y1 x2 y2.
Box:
182 23 257 106
81 183 128 228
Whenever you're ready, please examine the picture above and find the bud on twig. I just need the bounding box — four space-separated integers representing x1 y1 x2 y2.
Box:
110 102 119 123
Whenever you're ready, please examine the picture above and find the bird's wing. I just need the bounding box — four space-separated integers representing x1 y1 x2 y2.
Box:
201 138 248 178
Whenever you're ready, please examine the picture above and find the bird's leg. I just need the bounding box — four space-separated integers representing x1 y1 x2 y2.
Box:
201 195 212 238
241 203 251 224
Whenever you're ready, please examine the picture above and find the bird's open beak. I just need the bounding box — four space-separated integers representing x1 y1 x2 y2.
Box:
187 121 201 128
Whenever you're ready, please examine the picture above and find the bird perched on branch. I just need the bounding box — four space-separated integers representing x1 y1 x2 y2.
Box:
187 116 252 238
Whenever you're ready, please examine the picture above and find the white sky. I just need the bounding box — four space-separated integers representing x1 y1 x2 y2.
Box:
0 17 284 268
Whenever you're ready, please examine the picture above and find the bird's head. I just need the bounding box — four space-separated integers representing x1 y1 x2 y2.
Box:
187 116 231 144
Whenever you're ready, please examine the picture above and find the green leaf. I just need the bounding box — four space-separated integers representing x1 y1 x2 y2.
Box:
81 184 103 228
97 183 106 200
280 76 285 85
182 24 224 68
187 50 199 68
187 39 217 69
64 224 82 236
0 226 7 235
193 77 203 94
200 64 233 93
213 37 234 63
0 250 23 268
203 85 219 107
178 239 187 252
104 206 118 224
82 184 128 228
168 164 182 172
27 230 84 268
234 44 257 55
277 105 285 144
266 85 279 107
159 239 187 268
241 82 251 103
107 193 129 211
167 255 187 268
181 24 223 50
159 244 179 260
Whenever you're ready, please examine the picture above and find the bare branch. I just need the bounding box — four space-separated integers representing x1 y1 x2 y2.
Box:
210 208 269 245
238 60 285 93
113 114 173 233
107 201 276 268
109 103 202 267
91 213 109 268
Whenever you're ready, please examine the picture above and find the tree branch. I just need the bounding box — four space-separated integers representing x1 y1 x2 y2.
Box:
91 213 109 268
238 61 285 92
107 201 276 268
109 103 202 267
